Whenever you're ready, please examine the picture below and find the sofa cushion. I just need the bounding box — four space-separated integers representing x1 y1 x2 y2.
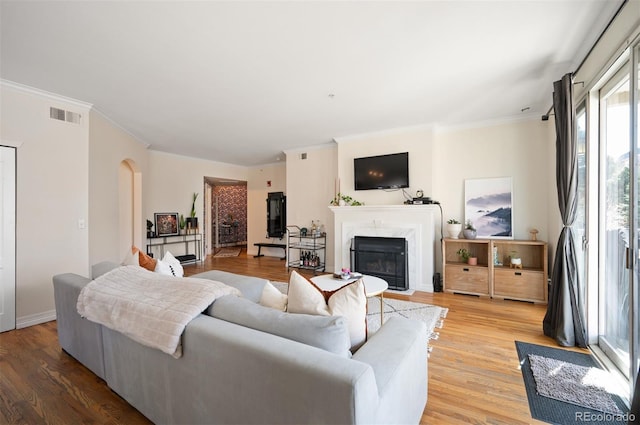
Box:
287 271 367 350
209 295 352 358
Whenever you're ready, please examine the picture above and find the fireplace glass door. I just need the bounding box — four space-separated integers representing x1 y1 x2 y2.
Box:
351 236 408 290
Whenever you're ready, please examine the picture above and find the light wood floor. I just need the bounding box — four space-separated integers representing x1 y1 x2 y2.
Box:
0 249 588 424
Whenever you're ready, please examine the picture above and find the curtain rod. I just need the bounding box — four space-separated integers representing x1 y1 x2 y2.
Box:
541 0 628 121
541 81 584 121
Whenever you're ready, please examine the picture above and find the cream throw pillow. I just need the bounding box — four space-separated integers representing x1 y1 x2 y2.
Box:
287 271 367 350
259 281 288 311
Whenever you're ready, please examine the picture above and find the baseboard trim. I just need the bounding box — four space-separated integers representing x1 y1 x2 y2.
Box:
16 309 56 329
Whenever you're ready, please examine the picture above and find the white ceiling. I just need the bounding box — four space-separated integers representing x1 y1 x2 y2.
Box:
0 1 623 166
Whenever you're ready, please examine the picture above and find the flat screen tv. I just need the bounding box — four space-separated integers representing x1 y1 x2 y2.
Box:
354 152 409 190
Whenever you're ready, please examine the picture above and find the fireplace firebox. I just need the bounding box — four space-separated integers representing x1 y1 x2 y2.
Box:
350 236 408 291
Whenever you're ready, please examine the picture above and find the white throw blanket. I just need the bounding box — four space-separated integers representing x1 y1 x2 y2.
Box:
77 265 240 358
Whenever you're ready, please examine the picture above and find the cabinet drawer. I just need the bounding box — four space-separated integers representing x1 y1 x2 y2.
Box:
445 265 489 295
493 269 546 302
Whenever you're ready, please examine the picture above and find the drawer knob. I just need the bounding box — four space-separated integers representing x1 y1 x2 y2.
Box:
463 268 469 272
515 272 522 276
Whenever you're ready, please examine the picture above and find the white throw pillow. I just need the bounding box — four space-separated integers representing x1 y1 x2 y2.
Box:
154 251 184 277
163 251 184 277
287 271 367 350
259 281 288 311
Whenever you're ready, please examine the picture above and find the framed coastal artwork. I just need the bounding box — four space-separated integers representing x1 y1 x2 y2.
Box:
154 212 179 237
464 177 513 239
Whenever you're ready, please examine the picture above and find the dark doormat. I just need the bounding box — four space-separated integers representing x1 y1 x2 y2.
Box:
515 341 630 424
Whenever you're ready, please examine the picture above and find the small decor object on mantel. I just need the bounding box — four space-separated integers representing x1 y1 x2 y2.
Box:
330 193 364 206
463 220 477 239
446 219 462 239
529 228 539 241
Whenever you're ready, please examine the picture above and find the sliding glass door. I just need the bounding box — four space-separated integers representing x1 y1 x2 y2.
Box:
599 64 633 378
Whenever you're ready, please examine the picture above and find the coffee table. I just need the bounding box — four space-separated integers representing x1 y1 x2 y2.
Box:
310 274 388 321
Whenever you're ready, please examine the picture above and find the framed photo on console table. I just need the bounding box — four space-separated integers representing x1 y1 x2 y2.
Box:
154 212 179 237
464 177 513 239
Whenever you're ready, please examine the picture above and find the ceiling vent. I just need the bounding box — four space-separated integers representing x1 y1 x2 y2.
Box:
50 107 81 124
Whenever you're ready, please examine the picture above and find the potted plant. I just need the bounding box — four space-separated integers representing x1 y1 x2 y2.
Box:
186 192 199 231
510 250 522 268
456 248 478 266
146 219 154 238
179 214 186 234
446 219 462 239
330 193 364 206
463 220 477 239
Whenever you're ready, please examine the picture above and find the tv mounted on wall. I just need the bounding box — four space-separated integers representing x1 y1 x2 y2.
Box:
354 152 409 190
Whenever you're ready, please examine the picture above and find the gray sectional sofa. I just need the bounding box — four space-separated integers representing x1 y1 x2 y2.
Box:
53 262 428 424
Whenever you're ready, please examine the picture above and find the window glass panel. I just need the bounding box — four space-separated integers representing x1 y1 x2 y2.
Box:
576 104 587 309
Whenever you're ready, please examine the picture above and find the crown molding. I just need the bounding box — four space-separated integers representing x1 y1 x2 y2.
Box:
333 123 435 144
1 79 93 110
283 142 335 155
433 113 542 134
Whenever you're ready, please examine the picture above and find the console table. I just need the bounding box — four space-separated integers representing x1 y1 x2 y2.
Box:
146 233 202 264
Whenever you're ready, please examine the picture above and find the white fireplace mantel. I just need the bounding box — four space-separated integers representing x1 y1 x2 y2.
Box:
330 205 438 292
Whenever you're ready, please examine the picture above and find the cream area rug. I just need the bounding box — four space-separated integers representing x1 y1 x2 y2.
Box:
213 248 241 258
272 282 447 354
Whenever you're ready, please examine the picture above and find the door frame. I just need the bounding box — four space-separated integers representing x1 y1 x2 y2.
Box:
0 144 17 332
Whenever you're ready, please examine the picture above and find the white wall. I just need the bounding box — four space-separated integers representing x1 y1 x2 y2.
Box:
247 162 286 257
89 110 149 264
146 151 249 257
434 118 556 273
335 125 435 205
1 82 90 326
283 118 556 278
433 118 552 240
286 145 337 271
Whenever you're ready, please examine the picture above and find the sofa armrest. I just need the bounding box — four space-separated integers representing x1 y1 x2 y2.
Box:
52 273 106 379
352 316 428 424
91 261 120 279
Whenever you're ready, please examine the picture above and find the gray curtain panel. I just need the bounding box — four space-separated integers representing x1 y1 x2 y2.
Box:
542 73 587 348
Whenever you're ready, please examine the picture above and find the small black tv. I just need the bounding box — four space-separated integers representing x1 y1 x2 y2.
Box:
354 152 409 190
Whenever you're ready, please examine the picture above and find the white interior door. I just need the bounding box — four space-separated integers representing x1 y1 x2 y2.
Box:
0 146 16 332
